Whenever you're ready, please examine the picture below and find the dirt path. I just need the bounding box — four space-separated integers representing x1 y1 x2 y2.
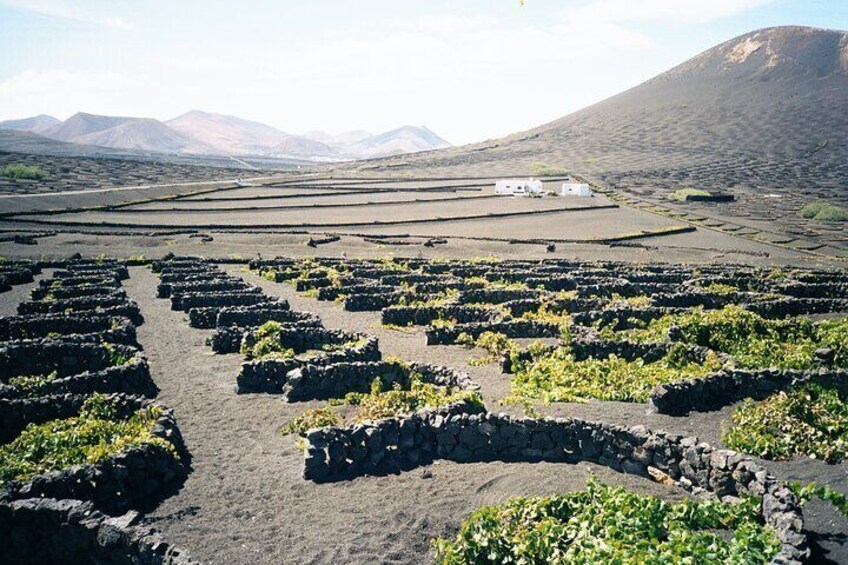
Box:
246 271 848 564
116 267 695 565
0 271 44 317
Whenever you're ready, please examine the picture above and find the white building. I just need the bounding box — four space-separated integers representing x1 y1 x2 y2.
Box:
495 178 544 196
561 182 593 197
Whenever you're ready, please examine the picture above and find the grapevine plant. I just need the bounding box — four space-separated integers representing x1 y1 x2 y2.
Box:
284 372 483 443
606 306 848 371
509 344 724 403
722 382 848 462
0 394 176 486
433 477 780 564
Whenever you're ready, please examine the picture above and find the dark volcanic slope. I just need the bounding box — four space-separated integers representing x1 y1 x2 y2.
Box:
368 26 848 193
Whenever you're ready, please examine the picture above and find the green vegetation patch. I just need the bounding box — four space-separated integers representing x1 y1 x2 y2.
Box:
0 394 175 486
433 477 780 564
240 321 296 360
722 383 848 462
284 371 483 440
801 201 848 222
0 164 46 180
338 374 482 422
670 188 710 201
610 306 848 371
529 162 570 176
510 345 723 403
7 371 59 397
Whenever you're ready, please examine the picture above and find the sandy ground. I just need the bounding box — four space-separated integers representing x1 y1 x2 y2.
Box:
53 265 835 565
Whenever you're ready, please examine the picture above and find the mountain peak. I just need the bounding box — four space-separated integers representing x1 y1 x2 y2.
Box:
670 25 848 78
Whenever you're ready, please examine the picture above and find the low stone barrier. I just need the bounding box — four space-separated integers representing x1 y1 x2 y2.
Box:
158 271 221 284
283 361 479 402
170 288 265 311
295 276 334 292
241 327 370 355
237 337 381 393
0 340 142 381
302 411 808 562
570 306 687 330
747 297 848 318
426 320 561 345
500 297 604 317
214 301 298 327
39 275 120 288
525 275 577 291
211 320 323 354
775 282 848 300
1 395 187 515
31 285 122 301
343 292 406 312
458 288 545 305
0 267 34 285
0 313 136 345
649 368 848 416
53 265 129 280
381 304 498 327
0 497 198 564
0 393 87 443
157 278 251 298
0 359 156 401
317 284 392 301
17 296 143 325
651 293 732 309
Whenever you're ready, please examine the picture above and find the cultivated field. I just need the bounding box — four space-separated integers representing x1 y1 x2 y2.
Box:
1 153 847 565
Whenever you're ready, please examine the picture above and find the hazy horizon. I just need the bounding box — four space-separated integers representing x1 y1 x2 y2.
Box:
1 0 847 145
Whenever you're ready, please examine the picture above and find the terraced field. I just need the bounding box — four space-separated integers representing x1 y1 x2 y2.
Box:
2 253 847 564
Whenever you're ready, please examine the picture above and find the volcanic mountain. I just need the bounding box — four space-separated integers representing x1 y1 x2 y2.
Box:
41 112 213 154
165 110 337 159
369 26 848 195
0 110 451 161
0 114 61 134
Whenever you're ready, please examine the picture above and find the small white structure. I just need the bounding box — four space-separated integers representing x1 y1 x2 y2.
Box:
561 182 593 197
495 178 544 196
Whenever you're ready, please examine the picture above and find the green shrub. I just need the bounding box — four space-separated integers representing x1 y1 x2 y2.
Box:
520 303 571 337
7 371 59 397
460 331 517 366
529 162 570 176
240 321 296 360
509 345 723 403
282 407 340 437
342 374 483 422
614 306 848 371
433 477 780 564
670 188 710 201
722 383 848 462
0 164 45 180
788 481 848 520
801 201 848 222
103 342 133 366
0 394 175 485
700 282 739 295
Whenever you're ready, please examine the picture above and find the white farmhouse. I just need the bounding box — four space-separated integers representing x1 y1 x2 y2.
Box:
561 182 593 197
495 178 543 196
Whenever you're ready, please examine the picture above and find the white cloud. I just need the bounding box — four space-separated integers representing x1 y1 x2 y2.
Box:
0 1 779 144
2 0 132 30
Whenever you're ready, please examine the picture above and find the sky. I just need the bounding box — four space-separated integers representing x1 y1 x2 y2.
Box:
1 0 847 145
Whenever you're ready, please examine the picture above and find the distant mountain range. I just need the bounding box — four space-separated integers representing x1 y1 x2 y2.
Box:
0 110 450 161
